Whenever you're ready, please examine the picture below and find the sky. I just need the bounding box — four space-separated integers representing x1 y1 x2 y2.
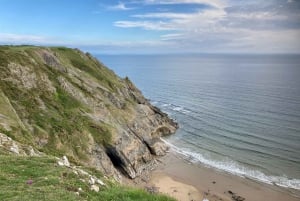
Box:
0 0 300 54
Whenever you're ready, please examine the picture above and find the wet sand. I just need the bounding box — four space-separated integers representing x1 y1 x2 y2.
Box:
145 152 300 201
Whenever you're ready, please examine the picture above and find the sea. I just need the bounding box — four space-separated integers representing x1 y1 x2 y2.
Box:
98 54 300 191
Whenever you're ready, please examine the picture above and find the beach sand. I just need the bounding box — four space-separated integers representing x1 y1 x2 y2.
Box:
137 152 300 201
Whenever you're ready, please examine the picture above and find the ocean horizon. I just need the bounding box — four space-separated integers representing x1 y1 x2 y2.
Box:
98 54 300 190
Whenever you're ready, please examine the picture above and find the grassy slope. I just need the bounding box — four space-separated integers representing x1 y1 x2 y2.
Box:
0 46 176 201
0 155 175 201
0 45 122 161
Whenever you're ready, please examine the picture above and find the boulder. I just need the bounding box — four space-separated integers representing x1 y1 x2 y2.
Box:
144 138 169 156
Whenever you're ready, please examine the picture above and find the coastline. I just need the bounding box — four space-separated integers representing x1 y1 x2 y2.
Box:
135 151 300 201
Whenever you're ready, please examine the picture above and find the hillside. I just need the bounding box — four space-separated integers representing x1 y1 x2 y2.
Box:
0 153 175 201
0 45 178 200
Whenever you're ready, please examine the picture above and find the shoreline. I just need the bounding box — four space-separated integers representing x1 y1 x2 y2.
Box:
134 151 300 201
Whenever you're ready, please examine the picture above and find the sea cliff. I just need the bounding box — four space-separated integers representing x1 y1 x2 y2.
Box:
0 45 178 181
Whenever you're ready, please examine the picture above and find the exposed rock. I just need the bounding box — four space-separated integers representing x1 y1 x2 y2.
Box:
89 176 95 185
9 143 19 154
55 156 107 190
90 144 121 181
106 129 158 179
77 169 89 176
0 46 178 181
6 63 37 89
96 178 105 186
144 138 169 156
57 76 89 105
90 184 100 192
37 49 67 72
0 132 41 156
57 156 70 167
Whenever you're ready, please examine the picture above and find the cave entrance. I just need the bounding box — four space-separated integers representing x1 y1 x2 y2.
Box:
105 146 127 176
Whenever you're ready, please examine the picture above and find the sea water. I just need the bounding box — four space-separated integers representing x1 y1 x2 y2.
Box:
98 54 300 190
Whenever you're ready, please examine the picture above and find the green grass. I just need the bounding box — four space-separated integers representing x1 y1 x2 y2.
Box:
0 155 175 201
0 46 160 198
0 48 114 160
50 47 122 91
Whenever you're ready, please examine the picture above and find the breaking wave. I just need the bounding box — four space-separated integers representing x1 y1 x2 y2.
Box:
161 139 300 190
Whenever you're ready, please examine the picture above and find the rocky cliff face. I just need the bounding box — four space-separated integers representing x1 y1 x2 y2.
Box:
0 46 178 180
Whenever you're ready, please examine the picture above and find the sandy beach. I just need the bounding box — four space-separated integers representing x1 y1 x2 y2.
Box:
136 152 300 201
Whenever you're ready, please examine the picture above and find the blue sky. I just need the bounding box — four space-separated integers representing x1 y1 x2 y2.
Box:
0 0 299 54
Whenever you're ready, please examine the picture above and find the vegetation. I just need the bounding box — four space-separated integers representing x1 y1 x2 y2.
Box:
0 155 175 201
0 46 119 161
0 46 175 201
50 47 122 91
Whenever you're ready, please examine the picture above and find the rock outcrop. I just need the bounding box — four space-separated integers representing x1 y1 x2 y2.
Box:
0 46 178 180
0 132 41 156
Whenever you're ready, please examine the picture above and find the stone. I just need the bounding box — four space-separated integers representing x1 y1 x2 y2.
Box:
77 169 89 176
89 177 95 185
57 156 70 167
96 179 105 186
62 156 70 166
90 185 99 192
9 143 19 154
57 161 64 166
144 138 169 156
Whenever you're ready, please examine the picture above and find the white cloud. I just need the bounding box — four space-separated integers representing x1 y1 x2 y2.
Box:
132 12 192 19
116 8 226 32
0 33 50 44
160 33 183 40
143 0 226 9
107 2 135 11
230 11 287 20
2 1 299 53
112 0 300 53
114 20 176 30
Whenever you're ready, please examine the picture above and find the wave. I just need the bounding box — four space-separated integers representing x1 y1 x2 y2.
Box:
161 138 300 190
158 102 191 114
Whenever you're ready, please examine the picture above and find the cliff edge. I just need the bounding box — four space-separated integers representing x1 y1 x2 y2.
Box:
0 45 178 180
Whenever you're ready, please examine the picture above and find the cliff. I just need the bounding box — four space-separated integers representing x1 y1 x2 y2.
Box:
0 45 178 180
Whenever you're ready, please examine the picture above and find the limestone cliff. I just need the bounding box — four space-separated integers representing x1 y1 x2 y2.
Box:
0 46 178 180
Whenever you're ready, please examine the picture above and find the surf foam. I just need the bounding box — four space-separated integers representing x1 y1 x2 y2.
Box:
161 138 300 190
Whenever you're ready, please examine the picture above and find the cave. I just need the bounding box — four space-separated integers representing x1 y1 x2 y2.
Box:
105 146 127 176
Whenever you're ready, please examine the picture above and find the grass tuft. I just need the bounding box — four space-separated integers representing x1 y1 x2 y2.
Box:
0 155 175 201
